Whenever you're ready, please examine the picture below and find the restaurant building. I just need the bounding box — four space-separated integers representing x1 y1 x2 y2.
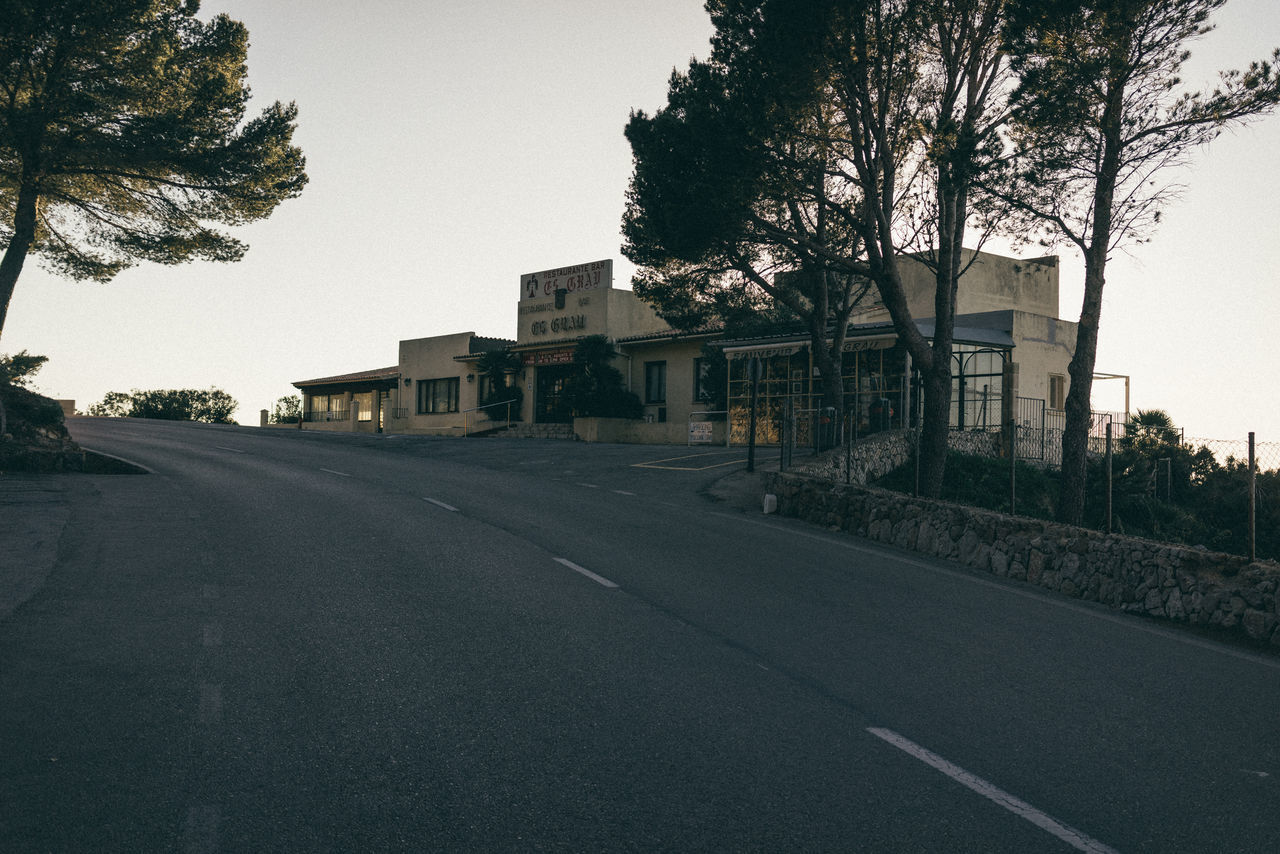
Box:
293 250 1077 444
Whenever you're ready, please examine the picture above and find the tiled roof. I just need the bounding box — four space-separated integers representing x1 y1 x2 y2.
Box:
615 324 724 345
292 366 401 388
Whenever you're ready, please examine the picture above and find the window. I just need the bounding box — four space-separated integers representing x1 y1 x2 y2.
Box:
1049 374 1066 410
644 361 667 404
417 377 459 414
693 358 713 403
353 392 373 422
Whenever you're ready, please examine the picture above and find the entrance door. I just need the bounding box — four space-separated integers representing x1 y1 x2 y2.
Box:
535 365 574 423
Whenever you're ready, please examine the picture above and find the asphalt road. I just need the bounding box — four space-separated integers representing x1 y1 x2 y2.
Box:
2 417 1278 852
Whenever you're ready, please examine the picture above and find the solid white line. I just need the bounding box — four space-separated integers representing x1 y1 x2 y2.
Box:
554 557 619 589
214 445 245 454
319 468 352 478
866 728 1118 854
422 497 458 512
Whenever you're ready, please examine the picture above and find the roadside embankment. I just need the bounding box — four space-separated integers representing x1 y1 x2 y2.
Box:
764 470 1280 649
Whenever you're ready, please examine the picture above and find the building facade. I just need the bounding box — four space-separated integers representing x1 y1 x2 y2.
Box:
293 250 1079 445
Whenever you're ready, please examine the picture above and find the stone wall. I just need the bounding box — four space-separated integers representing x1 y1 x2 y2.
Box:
0 386 84 472
764 471 1280 649
791 429 1000 485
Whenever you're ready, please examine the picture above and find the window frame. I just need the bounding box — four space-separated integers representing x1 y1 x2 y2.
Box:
417 377 460 414
644 360 667 405
1049 373 1066 410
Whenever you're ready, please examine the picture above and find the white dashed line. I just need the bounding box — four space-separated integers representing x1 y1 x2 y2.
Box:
866 728 1118 854
319 468 352 478
423 497 459 512
577 482 600 489
554 558 619 589
214 446 245 454
612 490 636 496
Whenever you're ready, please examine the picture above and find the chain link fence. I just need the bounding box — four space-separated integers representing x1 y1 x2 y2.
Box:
769 397 1277 563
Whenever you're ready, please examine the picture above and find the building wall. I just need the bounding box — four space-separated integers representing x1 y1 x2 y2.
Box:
858 250 1061 322
1010 312 1077 407
397 331 483 434
620 338 710 428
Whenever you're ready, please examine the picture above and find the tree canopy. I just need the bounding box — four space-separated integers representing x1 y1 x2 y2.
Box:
997 0 1280 523
88 386 237 422
624 0 1010 495
0 0 308 336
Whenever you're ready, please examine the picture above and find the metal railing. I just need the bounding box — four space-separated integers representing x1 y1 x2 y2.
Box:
303 409 348 423
462 398 518 437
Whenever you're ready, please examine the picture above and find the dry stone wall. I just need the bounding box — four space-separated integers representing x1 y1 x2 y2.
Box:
792 428 1000 485
764 471 1280 649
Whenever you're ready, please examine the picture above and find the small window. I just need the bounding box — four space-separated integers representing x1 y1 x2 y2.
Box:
417 377 460 414
1049 374 1066 410
644 361 667 404
693 358 713 404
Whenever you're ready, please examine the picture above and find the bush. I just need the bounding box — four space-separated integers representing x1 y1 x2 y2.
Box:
88 388 238 423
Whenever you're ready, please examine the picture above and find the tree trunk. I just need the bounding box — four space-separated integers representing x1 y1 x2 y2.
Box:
918 359 952 495
1057 249 1106 525
0 180 40 339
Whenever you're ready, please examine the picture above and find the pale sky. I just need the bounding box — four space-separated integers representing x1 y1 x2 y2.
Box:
4 0 1278 442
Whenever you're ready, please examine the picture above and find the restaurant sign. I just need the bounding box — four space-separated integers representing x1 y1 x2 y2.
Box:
520 259 612 301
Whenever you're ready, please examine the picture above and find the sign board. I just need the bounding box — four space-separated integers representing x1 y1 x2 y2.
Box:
688 420 714 445
520 259 612 302
523 349 576 366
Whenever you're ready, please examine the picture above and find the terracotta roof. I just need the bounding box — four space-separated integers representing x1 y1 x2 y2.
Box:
293 366 401 388
615 324 723 345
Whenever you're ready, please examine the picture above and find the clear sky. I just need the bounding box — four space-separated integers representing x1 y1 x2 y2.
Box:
4 0 1278 442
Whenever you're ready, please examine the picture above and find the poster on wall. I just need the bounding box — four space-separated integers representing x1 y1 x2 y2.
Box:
520 259 612 301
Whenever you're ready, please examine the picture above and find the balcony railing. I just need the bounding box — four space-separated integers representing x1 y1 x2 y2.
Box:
303 409 349 423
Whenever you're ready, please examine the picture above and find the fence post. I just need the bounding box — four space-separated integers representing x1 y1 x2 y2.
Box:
913 425 921 498
1009 420 1017 515
845 408 852 485
1249 431 1257 562
1105 422 1113 534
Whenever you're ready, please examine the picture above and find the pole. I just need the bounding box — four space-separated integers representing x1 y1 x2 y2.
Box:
1105 422 1113 534
1009 419 1017 515
1248 431 1256 562
747 357 760 473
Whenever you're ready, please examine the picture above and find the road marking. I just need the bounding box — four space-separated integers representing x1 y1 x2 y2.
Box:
198 683 223 726
183 804 220 854
712 512 1280 673
554 557 619 589
422 497 458 512
214 445 245 454
577 482 600 489
612 489 636 496
866 728 1118 854
319 468 352 478
632 454 749 471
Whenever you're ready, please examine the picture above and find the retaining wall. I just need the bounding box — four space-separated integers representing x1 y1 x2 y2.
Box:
763 471 1280 649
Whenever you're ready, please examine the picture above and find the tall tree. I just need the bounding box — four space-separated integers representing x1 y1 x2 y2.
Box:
0 0 307 337
624 0 1009 495
999 0 1279 524
823 0 1009 495
623 20 872 420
